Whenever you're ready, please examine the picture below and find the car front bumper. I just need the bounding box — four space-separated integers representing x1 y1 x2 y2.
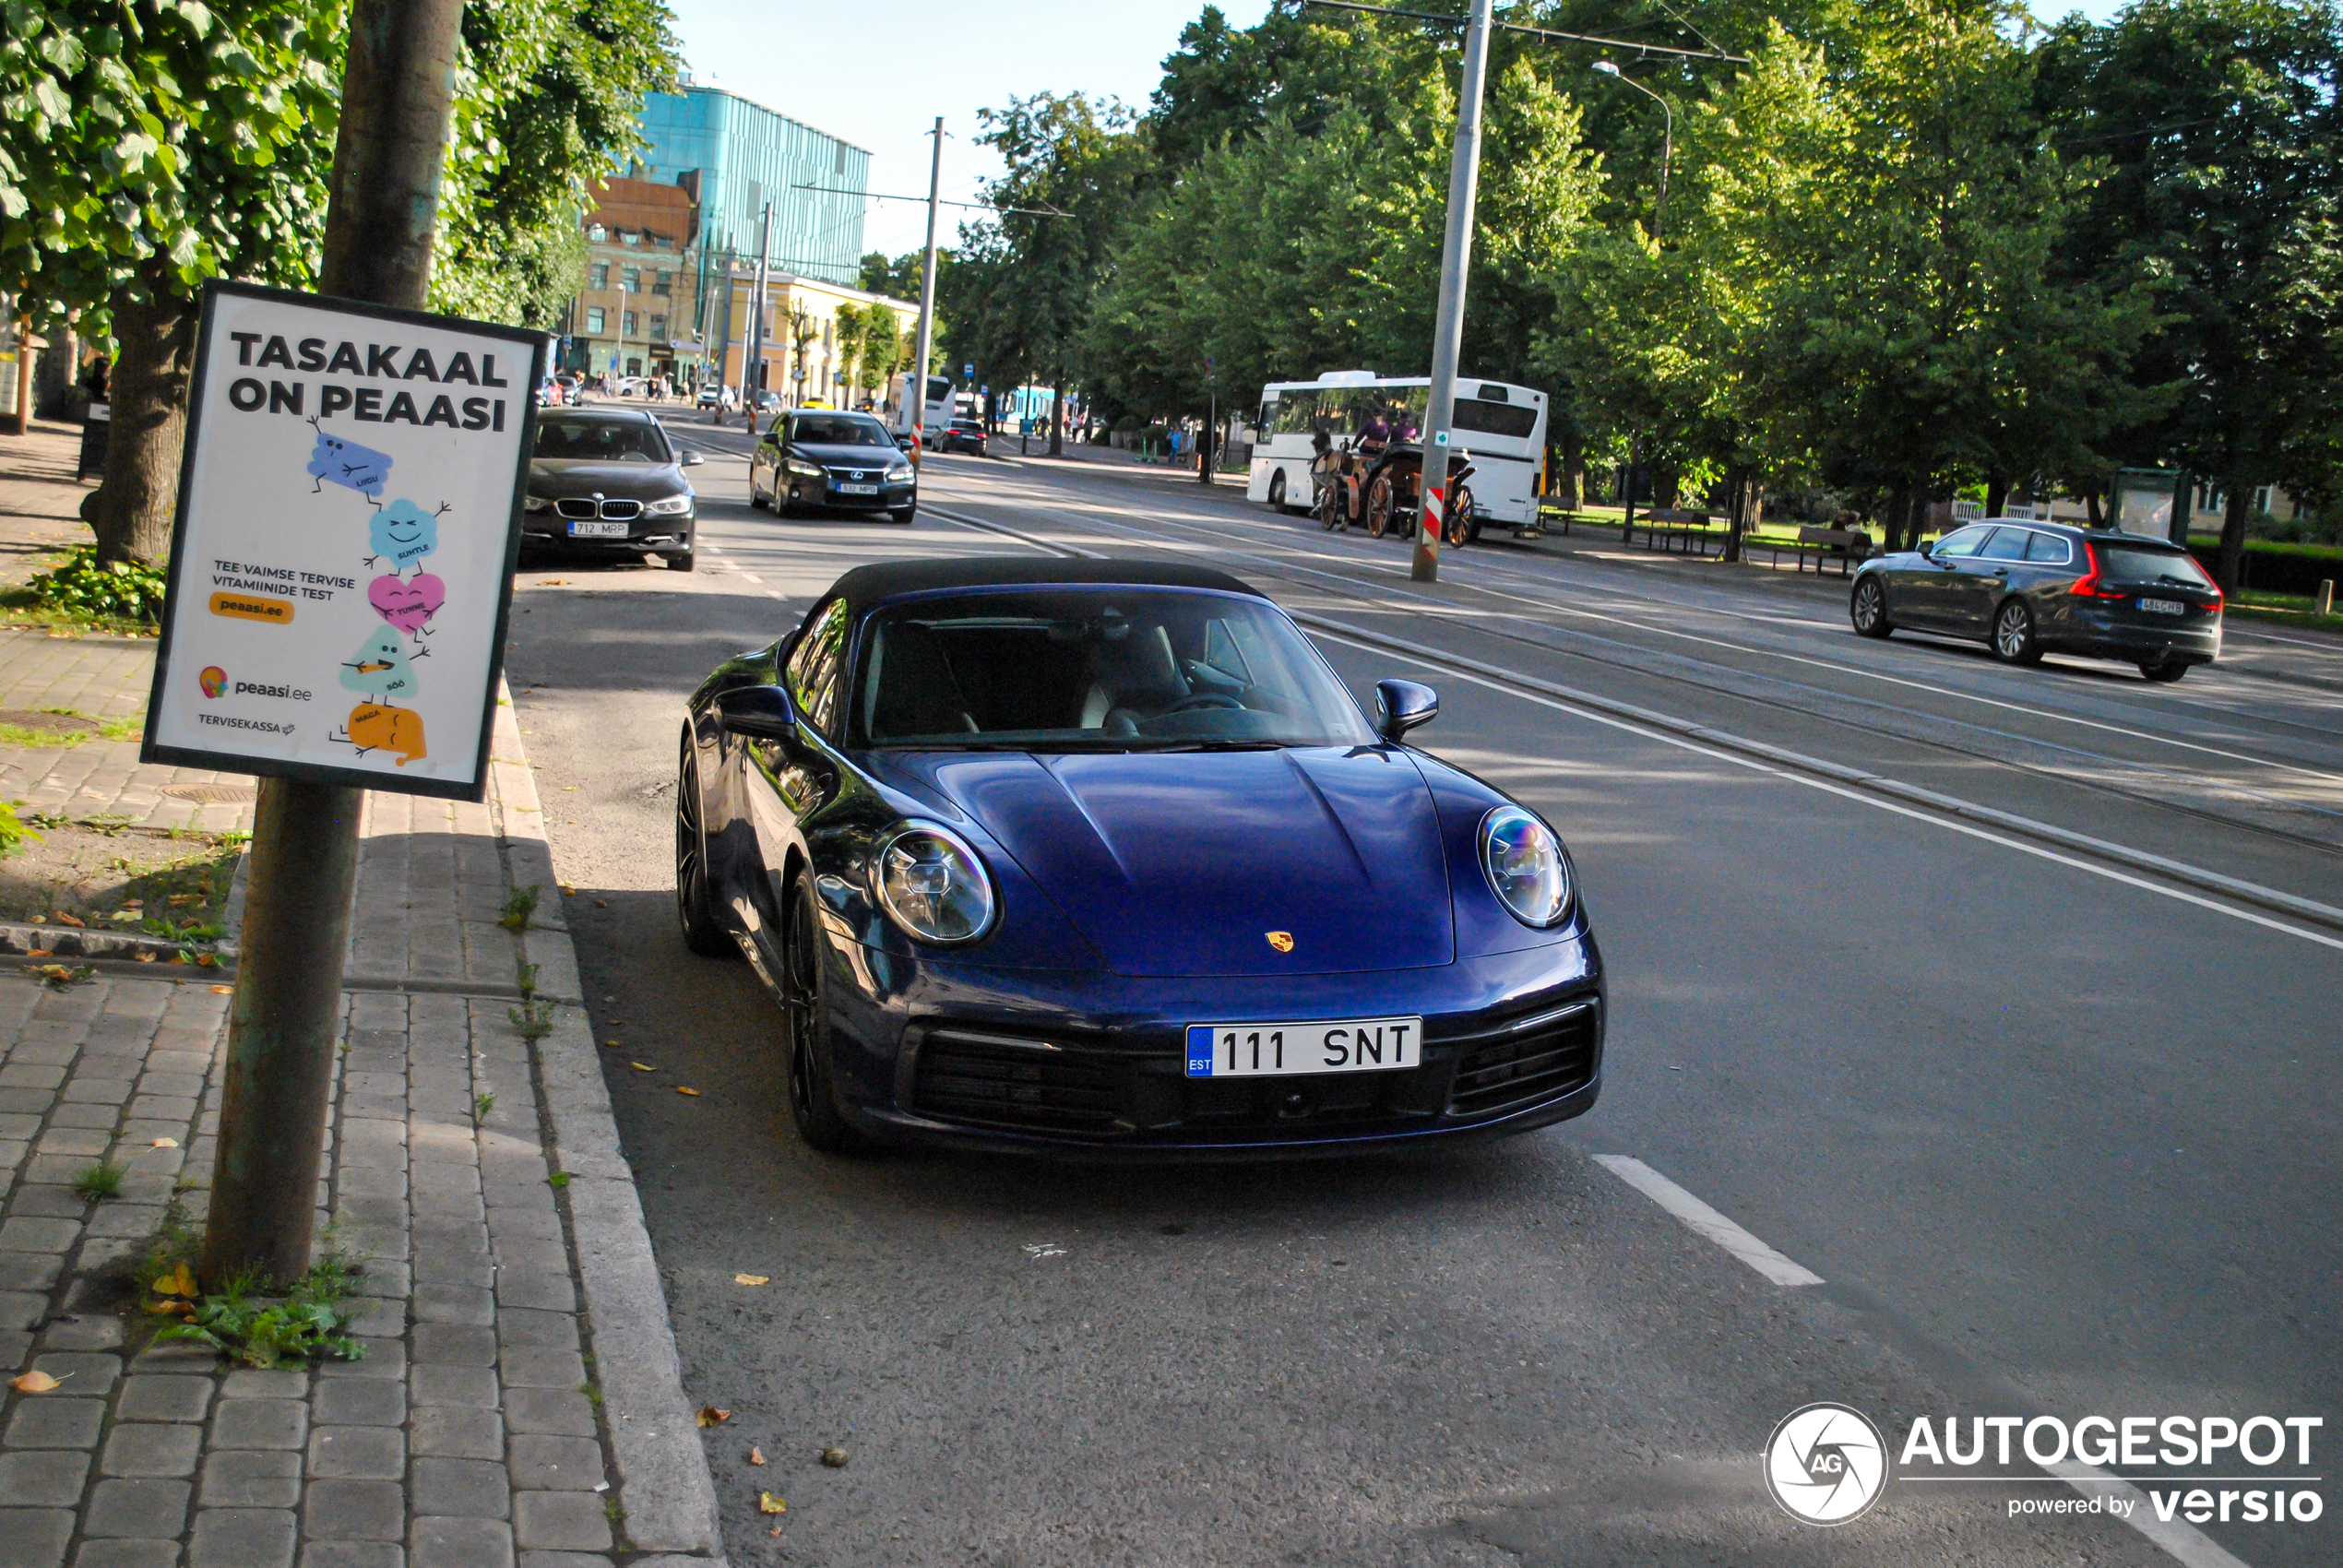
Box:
817 932 1604 1159
784 475 916 511
520 515 694 553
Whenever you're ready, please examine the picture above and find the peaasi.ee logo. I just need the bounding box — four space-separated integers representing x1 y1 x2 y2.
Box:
1766 1403 1888 1525
199 666 228 699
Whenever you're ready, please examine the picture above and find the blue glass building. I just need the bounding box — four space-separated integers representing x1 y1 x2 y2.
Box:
636 83 871 286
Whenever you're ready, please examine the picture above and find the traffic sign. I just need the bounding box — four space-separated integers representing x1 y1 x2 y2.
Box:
142 281 541 801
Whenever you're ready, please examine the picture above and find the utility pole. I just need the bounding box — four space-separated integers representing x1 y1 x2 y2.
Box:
203 0 465 1288
910 116 945 444
742 204 771 427
1412 0 1494 584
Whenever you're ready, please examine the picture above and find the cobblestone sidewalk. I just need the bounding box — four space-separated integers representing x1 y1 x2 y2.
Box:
0 699 722 1568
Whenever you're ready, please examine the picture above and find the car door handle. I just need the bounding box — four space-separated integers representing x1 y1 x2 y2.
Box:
1991 568 2008 577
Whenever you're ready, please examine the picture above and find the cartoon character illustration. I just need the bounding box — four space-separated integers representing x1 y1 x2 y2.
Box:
334 702 427 766
366 499 445 571
339 627 419 702
305 424 392 497
368 572 446 641
198 666 227 698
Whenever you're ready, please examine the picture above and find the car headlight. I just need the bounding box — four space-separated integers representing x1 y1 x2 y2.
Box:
1480 805 1571 928
523 494 553 514
886 463 913 481
872 822 997 945
644 493 692 517
786 457 825 479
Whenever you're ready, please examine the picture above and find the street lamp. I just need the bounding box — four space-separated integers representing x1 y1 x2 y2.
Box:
1592 61 1671 243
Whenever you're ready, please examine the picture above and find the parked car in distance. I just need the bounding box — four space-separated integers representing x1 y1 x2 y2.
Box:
672 557 1604 1157
535 376 561 408
521 408 703 571
748 410 917 523
696 384 736 410
938 418 988 457
1849 520 2222 681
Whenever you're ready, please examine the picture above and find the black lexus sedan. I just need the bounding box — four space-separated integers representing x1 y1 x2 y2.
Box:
1849 520 2222 682
521 408 702 571
748 410 917 522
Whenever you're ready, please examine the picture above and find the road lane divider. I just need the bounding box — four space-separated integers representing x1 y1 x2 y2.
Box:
1593 1156 1824 1287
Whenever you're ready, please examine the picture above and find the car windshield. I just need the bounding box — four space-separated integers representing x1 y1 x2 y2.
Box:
853 588 1376 752
793 415 892 447
533 419 669 463
2097 542 2214 588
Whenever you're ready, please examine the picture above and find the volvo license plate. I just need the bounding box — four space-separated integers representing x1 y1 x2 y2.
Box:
2139 597 2184 615
567 520 629 539
1184 1016 1422 1078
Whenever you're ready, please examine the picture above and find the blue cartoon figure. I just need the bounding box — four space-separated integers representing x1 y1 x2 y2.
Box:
306 424 392 497
339 626 420 703
367 499 443 571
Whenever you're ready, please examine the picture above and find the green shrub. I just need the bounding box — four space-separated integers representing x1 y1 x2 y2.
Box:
0 802 39 858
23 549 169 623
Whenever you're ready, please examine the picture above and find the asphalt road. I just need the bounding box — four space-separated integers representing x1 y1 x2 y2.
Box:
506 416 2339 1568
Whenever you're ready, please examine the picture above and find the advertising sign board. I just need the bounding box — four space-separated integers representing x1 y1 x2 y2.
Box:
142 282 543 801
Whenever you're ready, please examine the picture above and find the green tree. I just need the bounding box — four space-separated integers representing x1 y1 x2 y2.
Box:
0 0 342 563
2040 0 2343 587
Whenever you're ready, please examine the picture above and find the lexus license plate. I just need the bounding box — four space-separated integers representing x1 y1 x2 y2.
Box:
567 520 629 539
2139 597 2184 615
836 482 880 496
1184 1016 1422 1078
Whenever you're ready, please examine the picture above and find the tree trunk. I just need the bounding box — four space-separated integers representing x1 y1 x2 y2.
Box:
1722 465 1752 564
2216 477 2252 594
1984 472 2008 520
1885 487 1913 552
92 288 196 565
2084 486 2101 529
1653 468 1679 511
33 322 77 420
1049 373 1065 457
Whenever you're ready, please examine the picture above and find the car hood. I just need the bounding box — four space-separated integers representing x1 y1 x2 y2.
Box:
528 459 687 499
872 747 1454 978
791 442 906 468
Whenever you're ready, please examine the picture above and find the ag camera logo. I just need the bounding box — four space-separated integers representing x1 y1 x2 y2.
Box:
1766 1403 1888 1525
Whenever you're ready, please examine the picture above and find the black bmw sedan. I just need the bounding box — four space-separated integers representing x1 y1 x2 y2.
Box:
1849 520 2223 682
521 408 702 571
748 409 917 522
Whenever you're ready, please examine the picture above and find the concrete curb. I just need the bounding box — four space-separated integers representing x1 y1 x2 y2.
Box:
1292 609 2343 937
487 685 727 1562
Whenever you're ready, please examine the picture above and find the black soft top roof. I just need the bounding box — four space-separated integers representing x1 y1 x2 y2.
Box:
827 556 1262 616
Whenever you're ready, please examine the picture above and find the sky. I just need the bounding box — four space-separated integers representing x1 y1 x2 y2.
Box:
666 1 2129 265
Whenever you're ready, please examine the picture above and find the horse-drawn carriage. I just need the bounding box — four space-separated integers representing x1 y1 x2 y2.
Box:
1311 440 1480 545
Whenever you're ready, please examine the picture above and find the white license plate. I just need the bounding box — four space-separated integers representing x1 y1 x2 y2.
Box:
567 519 629 539
1184 1016 1422 1079
836 482 880 496
2138 597 2186 615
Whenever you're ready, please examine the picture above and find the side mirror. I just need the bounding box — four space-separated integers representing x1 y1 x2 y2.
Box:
681 451 704 467
714 684 796 742
1918 540 1935 560
1374 679 1438 742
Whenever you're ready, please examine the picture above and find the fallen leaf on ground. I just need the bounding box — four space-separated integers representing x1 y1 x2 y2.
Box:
631 1063 655 1072
135 952 155 963
52 911 84 927
150 1137 177 1149
696 1406 731 1427
593 898 606 907
820 1447 849 1468
9 1370 65 1393
674 1086 700 1096
208 985 232 995
758 1491 788 1515
155 1263 197 1299
734 1274 768 1287
748 1446 767 1465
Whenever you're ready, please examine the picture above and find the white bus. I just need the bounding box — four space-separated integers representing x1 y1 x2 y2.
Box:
1246 371 1549 528
886 372 955 440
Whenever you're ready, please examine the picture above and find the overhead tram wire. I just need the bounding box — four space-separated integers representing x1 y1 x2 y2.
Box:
1301 0 1749 64
793 184 1073 220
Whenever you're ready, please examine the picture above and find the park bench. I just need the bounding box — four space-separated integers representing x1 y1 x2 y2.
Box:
1625 508 1725 556
1744 525 1874 577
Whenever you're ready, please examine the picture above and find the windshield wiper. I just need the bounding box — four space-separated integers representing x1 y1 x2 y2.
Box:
1140 739 1290 753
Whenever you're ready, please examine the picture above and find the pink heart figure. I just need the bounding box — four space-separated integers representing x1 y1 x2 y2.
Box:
368 572 446 636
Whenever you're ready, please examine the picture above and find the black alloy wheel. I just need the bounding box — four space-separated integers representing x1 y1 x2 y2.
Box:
1850 575 1894 638
782 869 855 1154
1992 599 2040 664
673 733 731 956
1267 469 1288 512
2140 659 2189 683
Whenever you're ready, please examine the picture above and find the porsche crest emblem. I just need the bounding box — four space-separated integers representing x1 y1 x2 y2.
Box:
1265 932 1294 954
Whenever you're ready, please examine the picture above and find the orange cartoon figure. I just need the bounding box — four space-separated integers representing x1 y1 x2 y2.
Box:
335 702 427 766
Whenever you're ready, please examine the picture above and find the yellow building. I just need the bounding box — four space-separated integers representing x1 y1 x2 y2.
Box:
709 270 919 410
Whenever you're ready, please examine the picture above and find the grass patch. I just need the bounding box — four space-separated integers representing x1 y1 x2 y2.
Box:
151 1242 369 1369
508 998 554 1041
498 883 541 932
0 709 143 748
72 1161 125 1201
2226 589 2343 636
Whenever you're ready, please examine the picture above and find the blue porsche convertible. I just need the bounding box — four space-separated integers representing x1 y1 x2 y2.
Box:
673 557 1604 1157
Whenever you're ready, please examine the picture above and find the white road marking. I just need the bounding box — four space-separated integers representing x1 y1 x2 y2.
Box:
1592 1156 1825 1288
2038 1459 2254 1568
